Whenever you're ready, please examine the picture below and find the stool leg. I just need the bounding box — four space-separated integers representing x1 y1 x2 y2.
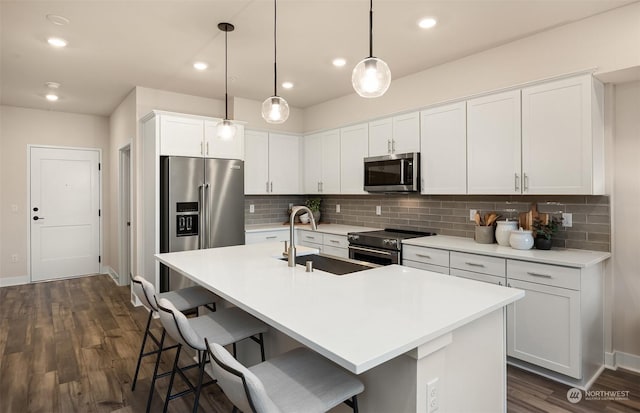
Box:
132 310 154 391
145 329 166 413
352 395 359 413
163 344 182 413
259 333 265 362
192 350 207 413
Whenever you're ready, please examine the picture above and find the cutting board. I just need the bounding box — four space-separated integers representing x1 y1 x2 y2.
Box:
518 203 548 230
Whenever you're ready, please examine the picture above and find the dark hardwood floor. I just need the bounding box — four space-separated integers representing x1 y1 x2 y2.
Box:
1 274 639 413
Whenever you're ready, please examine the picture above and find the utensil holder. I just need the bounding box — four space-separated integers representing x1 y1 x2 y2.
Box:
475 226 495 244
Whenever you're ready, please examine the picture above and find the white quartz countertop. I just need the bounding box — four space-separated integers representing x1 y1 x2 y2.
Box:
156 242 523 374
403 235 610 268
245 223 381 236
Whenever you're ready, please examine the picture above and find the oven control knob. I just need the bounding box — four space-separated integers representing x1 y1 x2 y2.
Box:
348 234 359 241
385 239 397 246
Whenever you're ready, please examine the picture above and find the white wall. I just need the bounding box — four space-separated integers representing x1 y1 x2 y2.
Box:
612 81 640 358
303 2 640 132
0 106 110 282
108 89 136 281
136 87 225 120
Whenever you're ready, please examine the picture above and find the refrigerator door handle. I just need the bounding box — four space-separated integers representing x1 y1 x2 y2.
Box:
204 183 211 248
198 184 205 248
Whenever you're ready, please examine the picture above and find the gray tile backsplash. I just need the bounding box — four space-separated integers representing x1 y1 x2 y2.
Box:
245 194 611 252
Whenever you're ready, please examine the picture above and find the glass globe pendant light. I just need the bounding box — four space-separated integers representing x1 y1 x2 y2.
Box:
352 0 391 98
261 0 289 124
216 22 237 140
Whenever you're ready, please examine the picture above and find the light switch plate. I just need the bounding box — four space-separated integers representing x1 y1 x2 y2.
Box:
469 209 477 221
376 206 382 216
249 204 255 213
336 204 341 213
562 213 572 227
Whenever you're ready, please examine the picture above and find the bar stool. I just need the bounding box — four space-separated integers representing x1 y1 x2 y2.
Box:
130 275 217 393
156 297 269 413
205 338 364 413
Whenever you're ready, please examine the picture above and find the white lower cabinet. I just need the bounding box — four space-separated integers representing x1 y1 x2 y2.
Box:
402 245 450 275
297 230 350 258
245 229 288 245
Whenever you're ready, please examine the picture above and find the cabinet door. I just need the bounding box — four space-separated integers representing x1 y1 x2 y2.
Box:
204 120 244 160
369 118 393 156
159 115 204 157
420 103 467 194
340 123 368 194
303 133 323 194
522 75 594 194
507 279 581 378
392 111 420 154
244 130 270 194
321 129 341 194
467 90 521 194
269 133 302 194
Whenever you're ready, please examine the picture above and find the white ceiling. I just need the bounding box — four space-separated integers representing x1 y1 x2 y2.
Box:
1 0 634 117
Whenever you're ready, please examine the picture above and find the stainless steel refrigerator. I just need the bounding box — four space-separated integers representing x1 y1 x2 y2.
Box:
160 156 245 292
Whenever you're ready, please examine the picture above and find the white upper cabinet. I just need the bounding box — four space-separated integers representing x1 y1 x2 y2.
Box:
467 90 522 194
420 102 467 194
521 75 604 194
159 115 205 157
303 129 341 194
368 112 420 156
204 120 244 160
340 123 369 194
245 130 302 195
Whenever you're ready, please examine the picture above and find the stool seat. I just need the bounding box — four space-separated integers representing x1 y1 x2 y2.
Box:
207 341 364 413
158 285 217 313
188 307 269 351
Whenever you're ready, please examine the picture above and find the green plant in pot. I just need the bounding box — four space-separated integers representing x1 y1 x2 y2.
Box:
305 198 321 223
532 216 562 250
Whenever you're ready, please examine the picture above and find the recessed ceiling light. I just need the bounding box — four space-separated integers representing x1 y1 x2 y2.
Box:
45 94 59 102
282 81 294 89
46 14 70 26
418 17 437 29
332 58 346 67
193 62 208 71
47 37 68 48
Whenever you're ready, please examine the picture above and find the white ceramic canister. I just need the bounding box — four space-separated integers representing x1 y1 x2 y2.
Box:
495 220 519 246
509 228 534 250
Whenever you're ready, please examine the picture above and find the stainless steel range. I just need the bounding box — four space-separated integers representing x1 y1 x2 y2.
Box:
347 228 436 265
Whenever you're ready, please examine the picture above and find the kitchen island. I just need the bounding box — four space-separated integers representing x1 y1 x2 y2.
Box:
156 242 524 413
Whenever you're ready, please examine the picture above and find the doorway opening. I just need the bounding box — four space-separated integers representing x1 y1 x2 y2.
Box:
118 144 132 286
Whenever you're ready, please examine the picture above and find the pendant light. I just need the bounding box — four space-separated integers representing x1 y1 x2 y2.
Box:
217 22 237 140
261 0 289 124
352 0 391 98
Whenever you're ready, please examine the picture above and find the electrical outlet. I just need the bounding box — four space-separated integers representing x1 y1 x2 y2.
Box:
376 205 382 216
427 378 440 412
469 209 478 221
249 204 255 213
336 204 341 213
11 254 18 263
562 213 573 227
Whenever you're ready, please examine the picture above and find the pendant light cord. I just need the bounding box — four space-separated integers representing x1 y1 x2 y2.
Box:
369 0 373 58
273 0 278 96
224 28 229 120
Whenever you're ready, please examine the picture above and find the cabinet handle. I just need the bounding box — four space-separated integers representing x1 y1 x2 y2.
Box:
320 182 324 192
206 142 210 155
392 139 396 153
507 283 512 288
523 173 529 192
265 236 277 239
305 236 315 240
526 271 553 279
465 262 485 268
270 182 273 192
329 240 340 244
498 281 502 286
266 182 270 192
201 142 205 156
416 253 431 259
514 173 520 192
387 139 392 153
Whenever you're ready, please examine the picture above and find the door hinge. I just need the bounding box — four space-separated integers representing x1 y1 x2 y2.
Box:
98 256 101 263
98 163 101 171
98 209 101 217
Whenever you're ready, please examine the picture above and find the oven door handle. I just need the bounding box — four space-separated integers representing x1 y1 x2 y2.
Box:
349 245 395 257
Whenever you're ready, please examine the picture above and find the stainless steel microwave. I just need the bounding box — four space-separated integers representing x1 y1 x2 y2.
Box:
364 152 420 192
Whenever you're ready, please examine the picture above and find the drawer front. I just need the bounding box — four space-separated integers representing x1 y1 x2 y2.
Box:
323 233 349 249
507 260 580 290
403 245 449 267
298 230 323 245
403 260 450 275
323 245 348 259
450 252 506 277
451 268 506 285
245 230 288 244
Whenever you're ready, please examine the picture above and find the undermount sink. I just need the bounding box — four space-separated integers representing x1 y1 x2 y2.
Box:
280 253 378 275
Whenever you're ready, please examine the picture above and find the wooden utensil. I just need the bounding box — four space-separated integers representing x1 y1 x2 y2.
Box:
486 213 499 226
474 211 482 226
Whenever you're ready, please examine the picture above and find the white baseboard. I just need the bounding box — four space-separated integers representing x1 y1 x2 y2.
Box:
605 350 640 373
0 275 30 287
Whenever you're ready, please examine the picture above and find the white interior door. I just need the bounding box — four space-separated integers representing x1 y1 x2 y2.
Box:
30 147 101 281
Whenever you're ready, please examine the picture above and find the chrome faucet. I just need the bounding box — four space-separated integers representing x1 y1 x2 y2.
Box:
287 206 317 267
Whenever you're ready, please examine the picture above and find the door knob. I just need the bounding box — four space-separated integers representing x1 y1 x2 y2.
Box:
33 216 44 220
33 207 39 212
